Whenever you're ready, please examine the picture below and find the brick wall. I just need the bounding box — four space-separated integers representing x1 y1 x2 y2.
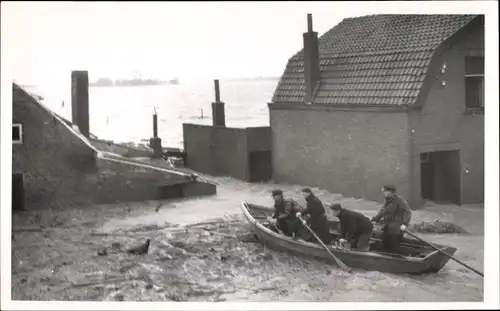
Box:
13 86 98 209
410 20 484 204
183 124 249 180
183 124 272 181
269 105 411 204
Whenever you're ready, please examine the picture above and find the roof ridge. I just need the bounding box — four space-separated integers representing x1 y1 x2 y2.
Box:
13 83 102 155
274 14 480 106
342 13 478 20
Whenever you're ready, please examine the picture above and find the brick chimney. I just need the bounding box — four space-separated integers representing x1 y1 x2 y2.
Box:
71 71 90 138
212 79 226 127
303 14 320 104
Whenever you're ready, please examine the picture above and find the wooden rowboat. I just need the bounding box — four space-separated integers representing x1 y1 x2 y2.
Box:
240 202 457 274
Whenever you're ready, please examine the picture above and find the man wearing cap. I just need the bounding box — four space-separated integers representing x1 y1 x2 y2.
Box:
268 189 301 238
329 203 373 252
371 185 412 254
296 188 331 244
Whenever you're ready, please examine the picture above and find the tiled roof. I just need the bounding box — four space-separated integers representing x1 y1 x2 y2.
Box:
272 15 478 105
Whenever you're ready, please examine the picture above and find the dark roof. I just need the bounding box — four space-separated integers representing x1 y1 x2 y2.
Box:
272 15 478 106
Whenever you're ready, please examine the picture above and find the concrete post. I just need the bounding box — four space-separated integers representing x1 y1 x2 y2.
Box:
71 71 90 137
212 79 226 127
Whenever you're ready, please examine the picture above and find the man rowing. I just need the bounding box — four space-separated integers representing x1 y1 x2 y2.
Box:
267 189 302 238
371 185 412 254
329 203 373 251
296 188 331 244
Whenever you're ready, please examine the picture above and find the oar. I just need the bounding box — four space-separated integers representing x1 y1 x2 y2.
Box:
403 230 483 277
266 219 284 235
250 210 284 235
298 215 352 273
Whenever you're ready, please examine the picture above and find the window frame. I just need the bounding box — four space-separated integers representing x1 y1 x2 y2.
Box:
13 123 23 144
464 56 485 110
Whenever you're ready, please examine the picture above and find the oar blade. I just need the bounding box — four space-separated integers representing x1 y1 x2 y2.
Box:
404 230 483 277
298 215 352 273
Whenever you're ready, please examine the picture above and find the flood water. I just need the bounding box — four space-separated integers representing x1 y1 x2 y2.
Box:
94 175 484 302
25 79 277 148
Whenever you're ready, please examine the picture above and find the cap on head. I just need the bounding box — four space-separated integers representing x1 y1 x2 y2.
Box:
301 187 312 194
329 203 342 211
382 185 396 193
271 189 283 197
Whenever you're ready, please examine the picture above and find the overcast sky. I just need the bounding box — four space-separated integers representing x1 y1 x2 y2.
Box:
1 1 493 87
2 2 344 86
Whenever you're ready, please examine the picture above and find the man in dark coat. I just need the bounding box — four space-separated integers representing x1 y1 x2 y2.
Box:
268 189 301 237
371 185 412 254
329 204 373 251
296 188 331 244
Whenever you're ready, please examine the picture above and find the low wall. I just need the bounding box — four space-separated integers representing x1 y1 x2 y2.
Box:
90 139 154 158
247 127 272 152
182 181 218 198
183 123 272 181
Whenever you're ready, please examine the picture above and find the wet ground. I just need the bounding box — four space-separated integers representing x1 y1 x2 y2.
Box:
11 176 484 301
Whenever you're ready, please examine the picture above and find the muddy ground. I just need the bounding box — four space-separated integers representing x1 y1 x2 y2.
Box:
11 197 484 302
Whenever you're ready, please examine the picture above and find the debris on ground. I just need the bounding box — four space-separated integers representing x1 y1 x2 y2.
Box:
126 239 151 255
10 203 482 302
409 221 469 234
97 247 108 256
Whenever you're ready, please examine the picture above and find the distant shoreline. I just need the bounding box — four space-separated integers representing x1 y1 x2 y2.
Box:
89 83 172 87
90 78 179 87
223 77 280 82
89 77 279 87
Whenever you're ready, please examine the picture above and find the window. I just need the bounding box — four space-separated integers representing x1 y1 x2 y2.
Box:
13 124 23 144
464 56 484 109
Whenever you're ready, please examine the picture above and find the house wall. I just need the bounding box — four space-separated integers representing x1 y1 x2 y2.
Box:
13 86 98 209
269 105 412 205
410 19 484 205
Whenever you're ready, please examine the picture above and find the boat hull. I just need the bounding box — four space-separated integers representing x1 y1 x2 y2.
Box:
241 202 457 274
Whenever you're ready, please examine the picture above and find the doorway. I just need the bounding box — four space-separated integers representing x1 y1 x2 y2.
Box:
249 151 272 182
12 173 25 211
420 150 461 205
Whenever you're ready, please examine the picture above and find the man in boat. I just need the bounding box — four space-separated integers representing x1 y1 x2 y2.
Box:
296 188 331 244
329 203 373 252
268 189 302 238
371 185 412 254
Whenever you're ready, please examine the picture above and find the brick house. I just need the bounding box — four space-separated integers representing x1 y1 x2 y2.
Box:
269 14 484 208
12 82 211 211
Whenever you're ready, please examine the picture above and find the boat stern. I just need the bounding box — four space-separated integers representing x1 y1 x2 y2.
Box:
424 245 458 273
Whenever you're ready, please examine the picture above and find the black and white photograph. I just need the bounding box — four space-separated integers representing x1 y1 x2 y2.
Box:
1 1 498 310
